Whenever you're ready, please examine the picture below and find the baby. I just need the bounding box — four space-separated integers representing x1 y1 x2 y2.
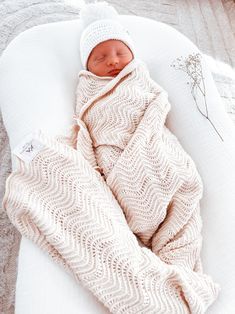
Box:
73 1 204 273
86 39 133 77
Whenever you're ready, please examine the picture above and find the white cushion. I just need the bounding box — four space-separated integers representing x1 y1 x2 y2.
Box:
0 16 235 314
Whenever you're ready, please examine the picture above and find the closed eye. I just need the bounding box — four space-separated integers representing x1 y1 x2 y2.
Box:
95 56 105 62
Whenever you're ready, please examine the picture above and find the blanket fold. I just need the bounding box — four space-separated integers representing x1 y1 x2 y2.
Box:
3 131 219 314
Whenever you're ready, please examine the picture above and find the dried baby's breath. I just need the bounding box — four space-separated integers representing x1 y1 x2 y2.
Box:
171 53 223 141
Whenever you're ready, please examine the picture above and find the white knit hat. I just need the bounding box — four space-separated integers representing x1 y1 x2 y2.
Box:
79 1 135 69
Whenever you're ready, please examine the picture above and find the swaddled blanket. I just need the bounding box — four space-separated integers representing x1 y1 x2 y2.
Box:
2 59 220 313
3 131 219 314
74 58 204 270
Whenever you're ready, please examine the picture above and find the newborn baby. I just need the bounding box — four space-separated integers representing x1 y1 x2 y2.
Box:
76 38 157 178
86 38 133 77
73 1 205 269
68 4 221 310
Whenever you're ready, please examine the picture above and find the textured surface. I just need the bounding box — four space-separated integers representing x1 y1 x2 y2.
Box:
0 0 235 313
3 130 220 314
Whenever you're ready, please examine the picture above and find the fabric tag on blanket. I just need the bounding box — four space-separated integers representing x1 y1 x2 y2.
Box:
13 131 45 163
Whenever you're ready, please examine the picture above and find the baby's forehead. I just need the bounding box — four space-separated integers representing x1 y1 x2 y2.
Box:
91 40 127 55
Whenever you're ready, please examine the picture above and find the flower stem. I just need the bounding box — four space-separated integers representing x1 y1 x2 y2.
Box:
171 53 224 142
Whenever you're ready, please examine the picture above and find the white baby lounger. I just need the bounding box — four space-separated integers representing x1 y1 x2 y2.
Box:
0 15 235 314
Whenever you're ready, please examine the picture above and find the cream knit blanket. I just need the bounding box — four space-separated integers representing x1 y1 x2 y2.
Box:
74 58 208 270
2 59 220 313
3 131 219 314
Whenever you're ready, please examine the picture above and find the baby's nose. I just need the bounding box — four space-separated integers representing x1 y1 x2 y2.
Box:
107 56 119 66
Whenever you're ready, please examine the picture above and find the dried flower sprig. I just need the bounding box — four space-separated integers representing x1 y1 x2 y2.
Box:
171 53 223 141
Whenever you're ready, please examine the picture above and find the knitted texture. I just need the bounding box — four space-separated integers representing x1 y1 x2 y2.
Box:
3 130 220 314
74 58 207 270
79 2 135 69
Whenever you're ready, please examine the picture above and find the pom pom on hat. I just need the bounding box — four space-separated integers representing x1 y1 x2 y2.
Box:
79 1 135 69
80 1 118 28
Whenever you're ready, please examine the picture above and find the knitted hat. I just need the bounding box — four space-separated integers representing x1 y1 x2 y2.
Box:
79 1 135 69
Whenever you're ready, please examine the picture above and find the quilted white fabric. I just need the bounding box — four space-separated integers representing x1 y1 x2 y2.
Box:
0 15 235 313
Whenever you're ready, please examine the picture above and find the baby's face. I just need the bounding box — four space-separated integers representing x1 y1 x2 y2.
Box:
87 39 133 77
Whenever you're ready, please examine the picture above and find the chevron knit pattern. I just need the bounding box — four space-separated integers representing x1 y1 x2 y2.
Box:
3 130 220 314
74 59 208 271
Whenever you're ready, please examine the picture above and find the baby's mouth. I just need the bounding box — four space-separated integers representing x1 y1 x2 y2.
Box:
108 69 121 76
